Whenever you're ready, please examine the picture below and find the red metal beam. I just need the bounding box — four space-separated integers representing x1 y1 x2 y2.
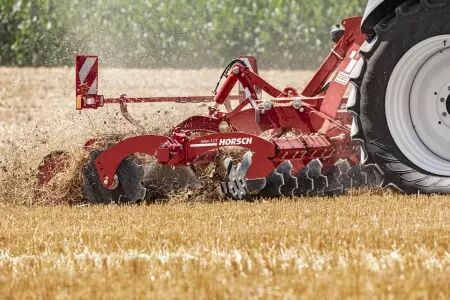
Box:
104 95 242 104
301 16 364 98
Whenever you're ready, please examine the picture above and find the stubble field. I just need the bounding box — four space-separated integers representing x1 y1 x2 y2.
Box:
0 67 448 299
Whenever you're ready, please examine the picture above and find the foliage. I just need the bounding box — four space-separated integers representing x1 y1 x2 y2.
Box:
0 0 367 68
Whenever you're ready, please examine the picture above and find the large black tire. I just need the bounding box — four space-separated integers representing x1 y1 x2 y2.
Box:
350 0 450 193
82 150 146 204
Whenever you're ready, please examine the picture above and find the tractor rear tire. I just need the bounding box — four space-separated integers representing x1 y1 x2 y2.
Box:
350 0 450 193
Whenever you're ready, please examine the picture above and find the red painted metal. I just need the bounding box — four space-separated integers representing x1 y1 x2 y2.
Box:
187 133 277 179
75 56 98 97
237 66 285 98
214 73 240 105
72 18 368 189
95 135 171 188
319 42 362 119
105 95 242 105
238 56 261 99
301 16 365 98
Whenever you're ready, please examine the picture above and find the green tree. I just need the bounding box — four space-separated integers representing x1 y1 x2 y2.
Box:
0 0 367 68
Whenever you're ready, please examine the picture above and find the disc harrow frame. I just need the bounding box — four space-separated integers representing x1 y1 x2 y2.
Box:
69 16 375 201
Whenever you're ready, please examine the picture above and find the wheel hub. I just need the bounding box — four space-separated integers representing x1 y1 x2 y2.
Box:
436 88 450 127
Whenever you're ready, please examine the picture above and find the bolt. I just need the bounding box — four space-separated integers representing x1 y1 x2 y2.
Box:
441 98 446 103
263 101 273 111
443 112 447 117
292 99 302 110
232 66 240 74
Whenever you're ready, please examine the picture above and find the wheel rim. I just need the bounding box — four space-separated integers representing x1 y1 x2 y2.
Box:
386 35 450 176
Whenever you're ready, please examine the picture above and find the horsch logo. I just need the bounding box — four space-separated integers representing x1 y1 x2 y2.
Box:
218 137 253 146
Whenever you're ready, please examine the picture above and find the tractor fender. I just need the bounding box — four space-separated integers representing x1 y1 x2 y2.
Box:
362 0 407 34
